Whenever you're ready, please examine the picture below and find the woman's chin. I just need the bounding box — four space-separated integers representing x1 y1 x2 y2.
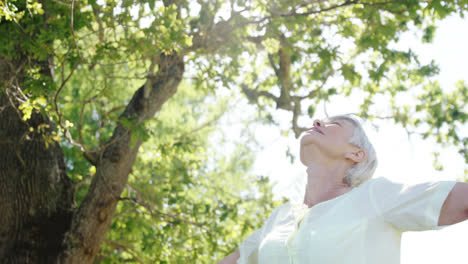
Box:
300 133 321 149
300 157 314 167
299 149 314 167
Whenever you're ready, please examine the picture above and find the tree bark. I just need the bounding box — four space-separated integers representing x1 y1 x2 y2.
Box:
0 54 184 264
0 73 75 263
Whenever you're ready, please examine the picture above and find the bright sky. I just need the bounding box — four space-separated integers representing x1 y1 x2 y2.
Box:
250 14 468 264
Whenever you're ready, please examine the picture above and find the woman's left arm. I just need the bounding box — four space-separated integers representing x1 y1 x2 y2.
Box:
439 182 468 226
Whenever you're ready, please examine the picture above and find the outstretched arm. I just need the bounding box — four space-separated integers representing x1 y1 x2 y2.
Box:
439 182 468 226
217 249 240 264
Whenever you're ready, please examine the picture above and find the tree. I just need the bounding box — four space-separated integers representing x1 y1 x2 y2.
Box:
1 0 467 263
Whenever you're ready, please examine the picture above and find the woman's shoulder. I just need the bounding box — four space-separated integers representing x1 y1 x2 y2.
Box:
365 176 401 190
265 201 294 219
354 176 386 191
272 201 294 213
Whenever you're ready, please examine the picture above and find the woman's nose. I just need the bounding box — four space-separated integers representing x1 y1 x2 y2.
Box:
313 119 323 127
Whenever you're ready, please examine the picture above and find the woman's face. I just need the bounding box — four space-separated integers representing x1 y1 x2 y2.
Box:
299 118 356 166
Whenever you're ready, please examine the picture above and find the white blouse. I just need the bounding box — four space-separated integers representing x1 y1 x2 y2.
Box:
237 177 457 264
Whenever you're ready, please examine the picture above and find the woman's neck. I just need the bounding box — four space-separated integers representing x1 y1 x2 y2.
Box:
303 163 352 208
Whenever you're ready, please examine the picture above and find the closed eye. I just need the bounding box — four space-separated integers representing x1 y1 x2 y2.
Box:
328 121 342 127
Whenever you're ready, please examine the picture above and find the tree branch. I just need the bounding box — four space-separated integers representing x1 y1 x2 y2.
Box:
60 53 185 263
275 0 360 18
241 84 279 105
291 98 305 138
276 37 293 110
119 196 216 237
188 0 409 55
267 53 280 79
52 2 90 159
103 240 146 264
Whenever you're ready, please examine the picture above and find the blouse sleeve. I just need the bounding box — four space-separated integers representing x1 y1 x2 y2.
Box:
370 177 457 232
237 203 286 264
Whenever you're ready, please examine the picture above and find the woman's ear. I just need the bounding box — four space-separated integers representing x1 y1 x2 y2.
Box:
344 148 367 163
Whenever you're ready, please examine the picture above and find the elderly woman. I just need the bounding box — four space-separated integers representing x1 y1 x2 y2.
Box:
218 114 468 264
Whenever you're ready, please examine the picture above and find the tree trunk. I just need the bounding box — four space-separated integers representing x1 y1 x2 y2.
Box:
0 91 75 263
0 51 184 263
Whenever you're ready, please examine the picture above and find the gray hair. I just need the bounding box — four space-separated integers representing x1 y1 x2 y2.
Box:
326 114 378 187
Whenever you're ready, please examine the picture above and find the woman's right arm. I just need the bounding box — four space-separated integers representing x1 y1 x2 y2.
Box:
218 203 286 264
217 248 240 264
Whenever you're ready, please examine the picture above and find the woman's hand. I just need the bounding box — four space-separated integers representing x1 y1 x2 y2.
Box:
217 249 240 264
